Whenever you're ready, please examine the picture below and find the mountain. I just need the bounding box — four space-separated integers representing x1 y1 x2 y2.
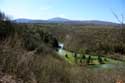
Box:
48 17 70 22
14 17 70 23
14 18 32 23
14 17 119 26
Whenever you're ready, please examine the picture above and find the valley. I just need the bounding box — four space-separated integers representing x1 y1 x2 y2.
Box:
0 11 125 83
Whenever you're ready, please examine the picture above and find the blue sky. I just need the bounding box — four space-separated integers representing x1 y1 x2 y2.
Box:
0 0 124 23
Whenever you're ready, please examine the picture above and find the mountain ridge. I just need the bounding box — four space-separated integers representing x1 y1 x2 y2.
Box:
48 17 70 22
14 17 119 25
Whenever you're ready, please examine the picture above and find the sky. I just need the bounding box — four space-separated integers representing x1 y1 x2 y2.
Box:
0 0 125 23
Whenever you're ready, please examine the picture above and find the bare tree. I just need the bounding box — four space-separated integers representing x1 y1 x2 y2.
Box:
0 11 9 21
111 4 125 54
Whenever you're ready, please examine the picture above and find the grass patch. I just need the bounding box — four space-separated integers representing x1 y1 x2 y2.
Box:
58 49 124 65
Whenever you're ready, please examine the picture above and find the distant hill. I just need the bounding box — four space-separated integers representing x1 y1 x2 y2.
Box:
14 17 119 26
67 20 118 26
14 18 32 23
48 17 70 22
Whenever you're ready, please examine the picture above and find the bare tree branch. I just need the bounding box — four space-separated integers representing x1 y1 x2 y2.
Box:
111 9 121 23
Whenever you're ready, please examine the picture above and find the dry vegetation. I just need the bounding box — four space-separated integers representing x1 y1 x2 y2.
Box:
35 23 125 59
0 12 125 83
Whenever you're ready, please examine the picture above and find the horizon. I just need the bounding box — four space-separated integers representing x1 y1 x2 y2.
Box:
0 0 125 23
14 17 119 24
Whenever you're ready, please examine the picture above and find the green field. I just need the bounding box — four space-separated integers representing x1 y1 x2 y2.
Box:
58 49 123 65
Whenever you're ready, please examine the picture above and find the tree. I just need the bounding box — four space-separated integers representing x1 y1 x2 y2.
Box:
98 56 103 64
65 54 68 58
79 59 82 64
52 37 59 49
0 11 5 21
0 11 15 40
74 53 78 63
111 8 125 54
104 58 108 62
87 56 91 64
82 54 86 59
0 11 10 21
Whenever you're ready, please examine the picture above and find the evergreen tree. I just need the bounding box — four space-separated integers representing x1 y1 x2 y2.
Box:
65 54 68 58
87 56 91 64
74 53 78 63
82 54 86 59
98 56 103 64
